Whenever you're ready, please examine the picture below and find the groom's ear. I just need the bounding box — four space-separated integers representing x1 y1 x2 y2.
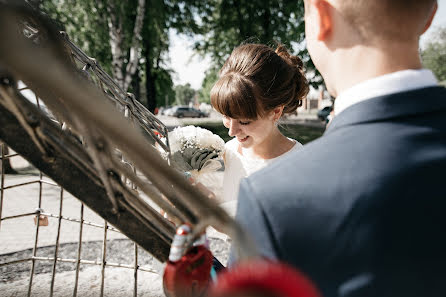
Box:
312 0 334 41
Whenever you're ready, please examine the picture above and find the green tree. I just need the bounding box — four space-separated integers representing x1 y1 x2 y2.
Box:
422 27 446 83
153 68 176 106
42 0 113 73
175 83 196 105
43 0 145 92
182 0 321 86
41 0 192 112
198 68 218 104
142 0 179 111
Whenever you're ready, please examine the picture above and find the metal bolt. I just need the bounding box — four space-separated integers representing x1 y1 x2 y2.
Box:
1 77 10 85
95 138 105 151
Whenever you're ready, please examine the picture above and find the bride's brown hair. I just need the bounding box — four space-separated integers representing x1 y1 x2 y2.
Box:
211 43 309 120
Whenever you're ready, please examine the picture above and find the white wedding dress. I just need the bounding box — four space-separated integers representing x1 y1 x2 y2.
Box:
219 138 302 217
207 138 302 241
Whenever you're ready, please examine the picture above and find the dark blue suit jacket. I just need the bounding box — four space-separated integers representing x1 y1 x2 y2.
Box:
234 86 446 297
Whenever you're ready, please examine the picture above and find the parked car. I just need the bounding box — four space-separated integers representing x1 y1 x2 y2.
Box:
317 106 333 122
170 106 207 118
157 106 166 115
163 107 175 116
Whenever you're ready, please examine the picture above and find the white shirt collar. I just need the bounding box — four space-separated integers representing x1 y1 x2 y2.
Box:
334 69 438 116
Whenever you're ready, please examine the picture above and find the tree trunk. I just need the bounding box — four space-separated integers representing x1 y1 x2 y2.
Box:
105 1 125 90
145 49 157 113
105 0 146 92
122 0 146 91
131 67 141 100
262 1 271 43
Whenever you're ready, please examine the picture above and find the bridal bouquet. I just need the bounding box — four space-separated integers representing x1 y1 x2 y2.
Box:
158 125 225 174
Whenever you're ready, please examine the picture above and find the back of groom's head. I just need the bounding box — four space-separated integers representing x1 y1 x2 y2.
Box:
303 0 438 97
337 0 437 42
304 0 437 42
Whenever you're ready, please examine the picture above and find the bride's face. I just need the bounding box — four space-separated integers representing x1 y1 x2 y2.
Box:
222 111 277 149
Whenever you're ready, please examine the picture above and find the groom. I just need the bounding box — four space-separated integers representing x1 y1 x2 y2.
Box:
233 1 446 296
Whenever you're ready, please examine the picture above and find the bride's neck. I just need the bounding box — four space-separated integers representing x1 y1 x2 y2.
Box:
241 130 293 160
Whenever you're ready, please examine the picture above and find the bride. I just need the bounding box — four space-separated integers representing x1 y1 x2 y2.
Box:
210 43 309 216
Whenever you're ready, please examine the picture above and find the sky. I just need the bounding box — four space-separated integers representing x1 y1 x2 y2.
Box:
168 30 211 90
169 1 446 90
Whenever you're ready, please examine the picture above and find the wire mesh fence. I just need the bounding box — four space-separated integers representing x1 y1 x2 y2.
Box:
0 147 230 296
0 125 161 297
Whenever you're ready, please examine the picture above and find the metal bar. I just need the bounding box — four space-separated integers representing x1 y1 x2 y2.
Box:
0 256 157 273
40 180 58 187
2 180 40 190
0 211 121 234
49 187 63 297
0 152 20 159
39 212 121 232
72 203 84 297
100 220 107 297
27 172 43 297
35 92 40 109
134 243 138 297
2 179 64 191
0 143 5 229
0 257 33 267
1 212 35 221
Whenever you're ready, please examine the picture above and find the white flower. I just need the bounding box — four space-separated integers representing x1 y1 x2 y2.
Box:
157 125 225 172
168 125 225 155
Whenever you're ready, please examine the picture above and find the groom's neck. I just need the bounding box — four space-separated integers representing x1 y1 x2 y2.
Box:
328 41 422 97
329 44 422 97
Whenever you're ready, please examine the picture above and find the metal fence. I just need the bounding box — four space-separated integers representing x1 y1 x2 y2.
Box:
0 146 158 296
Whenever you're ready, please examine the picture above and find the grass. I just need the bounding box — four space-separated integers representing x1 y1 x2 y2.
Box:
185 121 325 145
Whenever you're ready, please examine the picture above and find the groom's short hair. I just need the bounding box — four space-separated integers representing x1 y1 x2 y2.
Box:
330 0 437 41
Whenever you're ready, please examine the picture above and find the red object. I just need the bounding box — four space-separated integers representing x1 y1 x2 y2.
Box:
163 245 213 297
208 260 322 297
153 130 163 138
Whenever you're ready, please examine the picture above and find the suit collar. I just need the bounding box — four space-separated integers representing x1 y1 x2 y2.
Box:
334 69 438 116
326 86 446 133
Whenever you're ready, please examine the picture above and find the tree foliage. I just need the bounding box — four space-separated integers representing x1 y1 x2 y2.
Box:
41 0 193 112
42 0 112 72
42 0 145 92
195 0 305 63
198 69 218 104
175 83 196 105
422 26 446 83
182 0 321 86
41 0 324 111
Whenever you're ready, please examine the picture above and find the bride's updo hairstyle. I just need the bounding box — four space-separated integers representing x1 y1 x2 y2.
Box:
211 43 309 120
